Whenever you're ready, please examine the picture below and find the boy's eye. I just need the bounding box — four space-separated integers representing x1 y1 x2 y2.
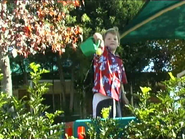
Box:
107 37 117 41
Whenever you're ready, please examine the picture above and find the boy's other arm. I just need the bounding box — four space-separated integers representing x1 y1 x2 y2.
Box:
121 84 129 105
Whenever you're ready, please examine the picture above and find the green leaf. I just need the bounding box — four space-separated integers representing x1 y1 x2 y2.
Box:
81 13 91 22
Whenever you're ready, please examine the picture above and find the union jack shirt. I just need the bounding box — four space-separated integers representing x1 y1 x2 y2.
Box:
92 47 127 101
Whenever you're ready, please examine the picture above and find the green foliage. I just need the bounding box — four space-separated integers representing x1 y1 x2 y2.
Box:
86 106 123 139
124 73 185 139
65 134 77 139
82 0 144 31
155 39 185 74
120 42 154 72
81 13 91 23
87 117 123 139
0 62 63 139
101 106 112 119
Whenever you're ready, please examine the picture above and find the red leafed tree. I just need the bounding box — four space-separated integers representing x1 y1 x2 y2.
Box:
0 0 82 96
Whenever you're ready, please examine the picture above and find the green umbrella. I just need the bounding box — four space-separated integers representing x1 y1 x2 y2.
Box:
121 1 185 44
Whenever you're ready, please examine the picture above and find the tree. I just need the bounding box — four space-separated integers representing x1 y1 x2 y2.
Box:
79 0 144 33
156 39 185 74
0 0 82 96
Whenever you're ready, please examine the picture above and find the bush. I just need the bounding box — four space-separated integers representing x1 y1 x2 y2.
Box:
86 117 123 139
124 72 185 139
86 107 123 139
0 62 63 139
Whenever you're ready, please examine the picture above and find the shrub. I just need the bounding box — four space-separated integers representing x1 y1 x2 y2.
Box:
0 62 63 139
86 107 123 139
124 72 185 139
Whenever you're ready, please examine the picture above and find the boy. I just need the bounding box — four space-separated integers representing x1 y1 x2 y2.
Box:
92 27 129 118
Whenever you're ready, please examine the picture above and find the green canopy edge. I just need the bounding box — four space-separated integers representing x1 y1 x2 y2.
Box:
120 1 185 39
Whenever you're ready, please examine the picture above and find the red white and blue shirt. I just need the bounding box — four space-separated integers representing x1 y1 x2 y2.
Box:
92 47 127 101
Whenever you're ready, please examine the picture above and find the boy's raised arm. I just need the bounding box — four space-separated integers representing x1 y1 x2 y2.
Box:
93 33 104 48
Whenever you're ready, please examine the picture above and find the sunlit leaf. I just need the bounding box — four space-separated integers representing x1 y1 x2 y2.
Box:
168 72 175 81
140 86 151 94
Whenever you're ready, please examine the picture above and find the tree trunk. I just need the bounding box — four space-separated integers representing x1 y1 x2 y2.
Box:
57 55 66 110
19 60 28 85
82 87 86 118
0 53 12 96
69 67 74 112
52 78 55 112
130 82 134 106
52 62 56 112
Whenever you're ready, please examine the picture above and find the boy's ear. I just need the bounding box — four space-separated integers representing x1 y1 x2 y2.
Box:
117 43 120 47
118 40 120 46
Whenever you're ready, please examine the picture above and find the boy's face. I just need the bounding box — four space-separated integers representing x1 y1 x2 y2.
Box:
104 33 119 53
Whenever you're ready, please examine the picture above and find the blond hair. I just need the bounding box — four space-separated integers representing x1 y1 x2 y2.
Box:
103 27 120 43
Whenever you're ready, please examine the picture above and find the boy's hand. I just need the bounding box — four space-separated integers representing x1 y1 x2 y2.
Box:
93 33 103 41
93 33 104 48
